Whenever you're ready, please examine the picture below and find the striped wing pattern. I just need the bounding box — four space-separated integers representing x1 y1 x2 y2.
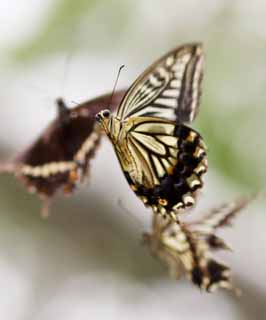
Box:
16 90 126 194
144 195 256 293
188 195 257 251
123 117 207 217
144 214 241 294
117 43 203 123
0 90 126 216
189 195 256 234
162 222 235 293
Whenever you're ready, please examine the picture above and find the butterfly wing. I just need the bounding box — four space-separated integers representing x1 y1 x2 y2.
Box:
148 196 257 292
145 215 239 293
117 43 204 123
1 89 126 214
123 117 207 217
162 222 235 292
189 195 256 234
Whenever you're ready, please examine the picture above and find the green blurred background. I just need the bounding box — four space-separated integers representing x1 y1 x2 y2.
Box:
0 1 265 319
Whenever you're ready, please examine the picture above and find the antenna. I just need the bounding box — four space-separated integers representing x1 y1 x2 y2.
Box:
108 64 125 108
117 198 144 230
61 51 73 97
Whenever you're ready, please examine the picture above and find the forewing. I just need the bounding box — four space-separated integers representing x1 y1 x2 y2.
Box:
189 195 256 234
117 43 203 123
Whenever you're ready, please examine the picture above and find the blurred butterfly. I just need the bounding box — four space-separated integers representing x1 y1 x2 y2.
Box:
0 90 126 216
96 43 207 221
143 195 256 294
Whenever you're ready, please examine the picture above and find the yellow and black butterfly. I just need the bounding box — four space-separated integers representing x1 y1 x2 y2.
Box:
143 196 256 294
96 43 207 221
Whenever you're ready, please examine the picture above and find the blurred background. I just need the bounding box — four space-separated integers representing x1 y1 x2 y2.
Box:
0 0 265 319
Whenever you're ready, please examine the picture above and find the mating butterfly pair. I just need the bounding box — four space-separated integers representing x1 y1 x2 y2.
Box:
0 43 253 293
1 43 205 219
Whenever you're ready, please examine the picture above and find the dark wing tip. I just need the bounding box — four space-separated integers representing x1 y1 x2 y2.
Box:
175 42 205 124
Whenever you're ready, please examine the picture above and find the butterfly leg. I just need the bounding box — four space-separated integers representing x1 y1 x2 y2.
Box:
0 161 16 174
157 248 182 280
170 210 180 223
39 194 52 218
63 166 80 195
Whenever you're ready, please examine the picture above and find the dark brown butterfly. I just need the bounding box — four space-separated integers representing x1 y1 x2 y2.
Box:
143 195 257 294
0 90 126 216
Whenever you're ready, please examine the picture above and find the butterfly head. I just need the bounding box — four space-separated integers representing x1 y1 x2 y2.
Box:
96 109 111 119
96 109 114 136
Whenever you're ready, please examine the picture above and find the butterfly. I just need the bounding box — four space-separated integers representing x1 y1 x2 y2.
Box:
96 43 207 221
143 195 256 294
0 90 126 216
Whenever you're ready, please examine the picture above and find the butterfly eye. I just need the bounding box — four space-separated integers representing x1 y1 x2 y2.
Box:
95 114 101 122
102 109 111 118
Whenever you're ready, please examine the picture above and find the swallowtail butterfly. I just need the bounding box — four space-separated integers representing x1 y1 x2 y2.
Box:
96 43 207 221
0 90 126 216
143 196 256 293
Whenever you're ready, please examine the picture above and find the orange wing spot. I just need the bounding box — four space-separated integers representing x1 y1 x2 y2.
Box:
69 169 79 183
131 184 138 192
63 184 74 195
166 165 175 175
186 131 197 143
158 198 168 206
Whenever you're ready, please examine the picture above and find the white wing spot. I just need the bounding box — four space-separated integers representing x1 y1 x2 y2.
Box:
162 89 180 98
152 155 165 177
166 56 175 67
149 74 163 87
155 98 177 108
170 79 181 89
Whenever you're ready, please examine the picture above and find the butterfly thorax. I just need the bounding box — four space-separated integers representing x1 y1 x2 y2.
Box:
96 113 135 175
107 116 146 185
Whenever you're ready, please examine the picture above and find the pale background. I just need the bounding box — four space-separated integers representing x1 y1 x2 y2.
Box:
0 1 265 319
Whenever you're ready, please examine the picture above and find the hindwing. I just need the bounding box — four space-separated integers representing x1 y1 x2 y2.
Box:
123 117 207 217
143 214 241 294
143 195 257 292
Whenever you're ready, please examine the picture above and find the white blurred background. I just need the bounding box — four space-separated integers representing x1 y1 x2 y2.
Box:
0 1 265 319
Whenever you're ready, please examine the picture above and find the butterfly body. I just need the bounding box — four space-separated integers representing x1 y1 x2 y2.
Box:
96 43 206 220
